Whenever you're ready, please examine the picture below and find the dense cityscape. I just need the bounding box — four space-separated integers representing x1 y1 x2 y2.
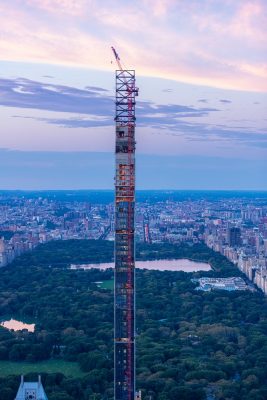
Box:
1 0 266 398
1 191 266 294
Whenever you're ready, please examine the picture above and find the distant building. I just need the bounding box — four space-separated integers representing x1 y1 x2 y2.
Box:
193 277 250 292
15 375 48 400
0 237 5 253
264 239 267 257
143 214 151 244
0 237 7 267
228 227 242 247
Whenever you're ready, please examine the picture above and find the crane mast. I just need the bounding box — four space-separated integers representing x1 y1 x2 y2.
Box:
112 47 140 400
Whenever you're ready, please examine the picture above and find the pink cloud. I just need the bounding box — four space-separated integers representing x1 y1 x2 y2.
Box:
191 0 267 42
24 0 88 16
0 0 266 92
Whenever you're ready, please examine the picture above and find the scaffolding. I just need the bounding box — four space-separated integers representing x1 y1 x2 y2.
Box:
114 68 137 400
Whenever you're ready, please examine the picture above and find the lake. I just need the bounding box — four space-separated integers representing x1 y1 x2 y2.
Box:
0 319 35 332
70 259 211 272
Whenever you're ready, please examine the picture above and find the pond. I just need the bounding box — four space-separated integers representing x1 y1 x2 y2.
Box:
70 258 211 272
0 319 35 333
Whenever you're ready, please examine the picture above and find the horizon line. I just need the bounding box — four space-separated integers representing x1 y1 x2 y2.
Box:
0 189 267 193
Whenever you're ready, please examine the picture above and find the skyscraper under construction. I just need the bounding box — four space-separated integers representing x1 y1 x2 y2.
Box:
112 47 139 400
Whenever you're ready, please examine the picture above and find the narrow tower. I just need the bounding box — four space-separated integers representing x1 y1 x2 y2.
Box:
112 47 138 400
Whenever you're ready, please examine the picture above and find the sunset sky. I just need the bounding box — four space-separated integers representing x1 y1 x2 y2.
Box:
0 0 266 189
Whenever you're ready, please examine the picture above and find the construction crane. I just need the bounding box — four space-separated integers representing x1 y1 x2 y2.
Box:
111 46 124 71
111 47 140 400
111 46 139 103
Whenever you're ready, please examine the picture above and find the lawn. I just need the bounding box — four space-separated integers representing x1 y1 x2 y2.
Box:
0 359 85 378
98 279 114 290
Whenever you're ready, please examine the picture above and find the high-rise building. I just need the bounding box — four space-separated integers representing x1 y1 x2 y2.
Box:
143 214 151 244
114 64 138 400
0 237 7 267
0 238 5 253
228 227 242 247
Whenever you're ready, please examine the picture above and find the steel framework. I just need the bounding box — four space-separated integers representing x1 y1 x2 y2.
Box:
114 68 138 400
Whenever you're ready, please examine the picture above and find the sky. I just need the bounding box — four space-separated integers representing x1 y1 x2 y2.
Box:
0 0 266 190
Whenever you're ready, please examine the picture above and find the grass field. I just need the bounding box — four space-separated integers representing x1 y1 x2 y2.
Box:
0 360 85 377
98 279 114 290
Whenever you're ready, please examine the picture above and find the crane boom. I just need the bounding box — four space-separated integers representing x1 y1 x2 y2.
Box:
111 46 139 97
111 46 123 71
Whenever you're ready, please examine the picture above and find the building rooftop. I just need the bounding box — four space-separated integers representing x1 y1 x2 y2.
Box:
15 376 48 400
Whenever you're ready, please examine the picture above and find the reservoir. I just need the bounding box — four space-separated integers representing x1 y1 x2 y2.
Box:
70 259 211 272
0 319 35 332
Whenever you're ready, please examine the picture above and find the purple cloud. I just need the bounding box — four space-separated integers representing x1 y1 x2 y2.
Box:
219 99 232 104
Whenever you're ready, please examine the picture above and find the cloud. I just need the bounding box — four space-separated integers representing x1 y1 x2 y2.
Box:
0 77 113 116
0 77 218 127
159 121 267 149
1 77 266 151
28 116 111 128
219 99 232 103
85 86 109 92
25 0 88 16
0 1 266 91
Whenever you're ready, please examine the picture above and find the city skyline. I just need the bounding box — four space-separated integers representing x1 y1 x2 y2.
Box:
0 0 266 190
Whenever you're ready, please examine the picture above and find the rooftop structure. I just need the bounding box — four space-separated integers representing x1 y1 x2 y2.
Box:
15 375 48 400
193 277 250 292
